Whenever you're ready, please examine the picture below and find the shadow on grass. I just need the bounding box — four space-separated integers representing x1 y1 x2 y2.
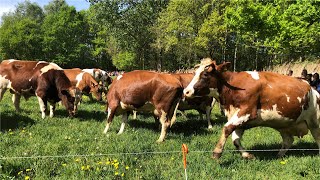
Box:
218 141 319 167
0 111 35 131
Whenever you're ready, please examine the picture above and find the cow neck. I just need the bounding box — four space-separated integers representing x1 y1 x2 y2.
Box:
216 71 244 94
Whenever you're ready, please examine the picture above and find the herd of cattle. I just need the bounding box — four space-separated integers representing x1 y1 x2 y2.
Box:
1 58 320 159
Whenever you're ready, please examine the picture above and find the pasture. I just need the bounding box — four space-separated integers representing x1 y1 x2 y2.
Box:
1 93 320 179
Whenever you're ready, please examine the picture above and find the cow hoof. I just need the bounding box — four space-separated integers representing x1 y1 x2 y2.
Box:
242 153 255 159
156 139 164 143
212 152 222 159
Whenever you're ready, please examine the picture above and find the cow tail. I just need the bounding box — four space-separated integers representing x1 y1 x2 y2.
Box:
170 87 183 127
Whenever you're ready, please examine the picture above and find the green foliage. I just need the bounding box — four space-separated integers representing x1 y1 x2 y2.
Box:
112 51 136 70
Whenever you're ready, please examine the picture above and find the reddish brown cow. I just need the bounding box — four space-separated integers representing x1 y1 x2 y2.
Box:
63 68 102 106
103 70 183 142
184 58 320 159
0 60 81 118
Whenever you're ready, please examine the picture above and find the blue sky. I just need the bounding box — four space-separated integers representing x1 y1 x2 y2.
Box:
0 0 90 18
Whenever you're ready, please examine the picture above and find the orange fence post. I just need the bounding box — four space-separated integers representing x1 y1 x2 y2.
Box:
182 144 188 180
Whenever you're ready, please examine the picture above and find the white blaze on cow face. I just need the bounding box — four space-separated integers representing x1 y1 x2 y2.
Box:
75 72 85 87
183 64 208 98
246 71 260 80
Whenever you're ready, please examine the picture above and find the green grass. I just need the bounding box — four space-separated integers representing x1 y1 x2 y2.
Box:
1 93 320 179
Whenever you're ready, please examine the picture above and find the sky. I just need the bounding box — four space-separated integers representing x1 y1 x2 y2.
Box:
0 0 90 19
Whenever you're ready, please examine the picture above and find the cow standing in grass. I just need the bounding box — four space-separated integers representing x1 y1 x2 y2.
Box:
103 70 183 142
0 60 81 118
184 58 320 159
63 68 103 108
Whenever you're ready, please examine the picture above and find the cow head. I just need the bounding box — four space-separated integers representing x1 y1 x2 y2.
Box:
60 87 81 117
183 58 230 99
91 81 103 101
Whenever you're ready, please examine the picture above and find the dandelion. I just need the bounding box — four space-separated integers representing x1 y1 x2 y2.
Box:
18 171 23 175
97 161 103 165
125 166 129 170
26 168 32 172
21 129 26 133
75 158 81 162
106 161 111 165
96 167 100 171
81 165 91 171
62 163 67 167
280 160 287 165
122 173 125 177
115 171 119 175
25 176 30 180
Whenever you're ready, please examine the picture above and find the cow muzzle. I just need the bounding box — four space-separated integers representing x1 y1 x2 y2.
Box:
183 88 194 98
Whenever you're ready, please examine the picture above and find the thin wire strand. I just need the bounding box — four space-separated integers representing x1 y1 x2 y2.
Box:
0 148 319 160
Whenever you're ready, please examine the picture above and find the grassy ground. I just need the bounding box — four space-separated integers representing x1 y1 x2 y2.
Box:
1 93 320 179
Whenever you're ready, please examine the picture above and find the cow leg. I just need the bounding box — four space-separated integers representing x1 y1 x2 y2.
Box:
206 106 213 129
49 103 56 118
117 112 129 135
36 96 47 119
0 88 7 101
309 128 320 155
103 106 116 134
12 93 21 112
277 131 294 157
213 109 250 159
232 129 255 159
132 110 137 120
157 110 169 142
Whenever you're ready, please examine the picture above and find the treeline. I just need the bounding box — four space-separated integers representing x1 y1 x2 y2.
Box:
0 0 319 71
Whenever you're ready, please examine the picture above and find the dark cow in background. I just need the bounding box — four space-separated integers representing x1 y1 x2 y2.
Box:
184 58 320 159
63 68 103 107
104 70 183 142
0 60 81 118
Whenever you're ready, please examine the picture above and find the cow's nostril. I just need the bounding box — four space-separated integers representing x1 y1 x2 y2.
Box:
185 91 189 95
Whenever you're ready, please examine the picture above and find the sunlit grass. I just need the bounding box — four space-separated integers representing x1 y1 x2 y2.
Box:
1 93 320 179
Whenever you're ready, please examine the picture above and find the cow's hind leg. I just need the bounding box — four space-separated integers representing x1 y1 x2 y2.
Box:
117 112 129 134
277 130 294 157
103 106 117 134
36 96 47 119
232 129 255 159
49 103 56 118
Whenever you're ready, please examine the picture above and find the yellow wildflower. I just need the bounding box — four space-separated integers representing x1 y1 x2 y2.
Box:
121 173 125 177
25 176 30 180
280 160 287 165
75 158 81 162
18 171 23 175
115 171 119 175
125 166 129 170
26 169 32 172
62 163 67 167
106 161 111 165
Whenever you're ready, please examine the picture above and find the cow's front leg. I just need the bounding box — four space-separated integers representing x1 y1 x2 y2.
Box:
49 103 56 118
36 96 47 119
277 130 294 157
213 108 250 159
206 106 213 129
103 105 116 134
157 110 169 143
232 129 255 159
12 93 21 112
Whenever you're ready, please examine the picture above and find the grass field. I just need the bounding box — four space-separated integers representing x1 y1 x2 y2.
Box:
1 92 320 179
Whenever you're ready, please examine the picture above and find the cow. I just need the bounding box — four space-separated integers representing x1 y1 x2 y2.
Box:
103 70 183 142
0 60 81 118
82 68 112 89
63 68 103 107
183 58 320 159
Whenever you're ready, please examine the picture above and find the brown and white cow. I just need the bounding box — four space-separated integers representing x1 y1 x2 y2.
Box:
63 68 103 106
184 58 320 159
82 68 113 89
0 60 81 118
103 70 183 142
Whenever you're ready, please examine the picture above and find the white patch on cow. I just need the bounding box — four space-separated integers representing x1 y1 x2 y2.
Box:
297 89 320 123
40 62 62 74
246 71 260 80
297 97 302 103
0 75 10 89
285 94 290 102
75 72 85 87
225 109 250 127
7 59 17 63
157 109 168 142
267 84 273 88
258 104 290 121
117 75 123 80
36 95 47 119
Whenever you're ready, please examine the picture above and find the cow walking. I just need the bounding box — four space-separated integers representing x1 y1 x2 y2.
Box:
184 58 320 159
103 70 183 142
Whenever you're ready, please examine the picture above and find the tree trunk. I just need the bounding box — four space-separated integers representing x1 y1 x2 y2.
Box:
234 44 237 72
